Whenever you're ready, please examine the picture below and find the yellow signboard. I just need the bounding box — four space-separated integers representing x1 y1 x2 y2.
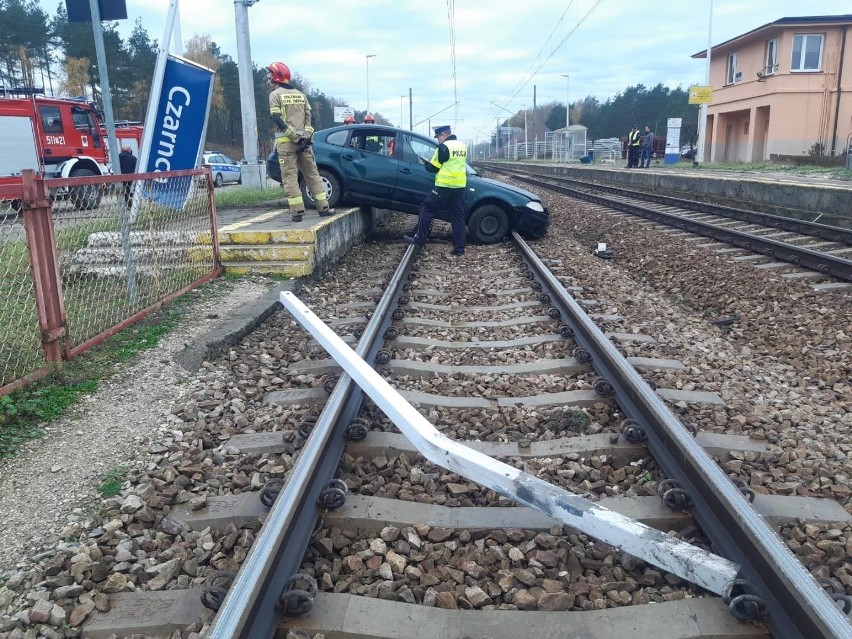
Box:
688 86 713 104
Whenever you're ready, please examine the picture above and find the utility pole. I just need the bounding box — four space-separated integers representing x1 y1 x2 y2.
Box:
561 74 570 127
409 87 413 131
696 0 713 167
533 85 537 160
86 0 121 176
234 0 263 187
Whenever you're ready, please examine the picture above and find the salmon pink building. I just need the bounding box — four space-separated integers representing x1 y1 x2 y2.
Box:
693 14 852 163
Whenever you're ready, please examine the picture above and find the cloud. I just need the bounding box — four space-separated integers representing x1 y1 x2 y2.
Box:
35 0 849 141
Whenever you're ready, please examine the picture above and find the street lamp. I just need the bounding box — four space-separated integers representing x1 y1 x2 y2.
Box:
561 74 570 127
366 54 377 113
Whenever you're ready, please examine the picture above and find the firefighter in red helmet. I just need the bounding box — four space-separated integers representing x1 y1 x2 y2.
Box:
343 114 356 125
266 61 335 221
364 113 375 124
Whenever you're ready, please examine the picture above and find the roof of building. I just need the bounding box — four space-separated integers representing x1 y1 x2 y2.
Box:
692 14 852 59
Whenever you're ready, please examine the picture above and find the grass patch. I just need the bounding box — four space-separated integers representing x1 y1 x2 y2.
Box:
0 281 229 459
214 185 285 209
98 465 128 497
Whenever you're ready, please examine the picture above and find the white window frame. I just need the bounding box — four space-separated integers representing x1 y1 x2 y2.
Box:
791 33 824 72
726 52 738 85
765 38 778 75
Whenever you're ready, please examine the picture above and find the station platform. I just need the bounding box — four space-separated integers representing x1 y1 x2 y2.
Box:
213 205 388 277
489 161 852 229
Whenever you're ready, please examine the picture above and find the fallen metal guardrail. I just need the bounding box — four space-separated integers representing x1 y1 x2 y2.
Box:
278 290 740 595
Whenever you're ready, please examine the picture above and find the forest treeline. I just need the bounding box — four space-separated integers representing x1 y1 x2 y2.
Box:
1 0 699 157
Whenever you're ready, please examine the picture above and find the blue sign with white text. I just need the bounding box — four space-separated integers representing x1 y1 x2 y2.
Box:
143 56 213 209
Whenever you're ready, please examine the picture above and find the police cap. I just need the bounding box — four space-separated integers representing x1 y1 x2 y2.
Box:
433 125 451 138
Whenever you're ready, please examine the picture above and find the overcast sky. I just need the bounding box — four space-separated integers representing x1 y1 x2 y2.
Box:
44 0 849 143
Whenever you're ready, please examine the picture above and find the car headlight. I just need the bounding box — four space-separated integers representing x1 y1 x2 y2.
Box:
525 201 544 213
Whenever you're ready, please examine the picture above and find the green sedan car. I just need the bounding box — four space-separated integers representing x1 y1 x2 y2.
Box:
267 124 549 243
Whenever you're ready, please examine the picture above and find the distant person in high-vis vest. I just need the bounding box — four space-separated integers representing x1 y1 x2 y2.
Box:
266 61 335 222
404 125 468 256
626 124 641 169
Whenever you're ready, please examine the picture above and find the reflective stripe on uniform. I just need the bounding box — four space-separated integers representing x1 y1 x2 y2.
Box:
314 191 328 203
432 139 467 188
288 196 304 207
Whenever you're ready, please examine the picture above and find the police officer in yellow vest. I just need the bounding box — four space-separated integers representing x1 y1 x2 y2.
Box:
404 125 468 256
266 61 335 222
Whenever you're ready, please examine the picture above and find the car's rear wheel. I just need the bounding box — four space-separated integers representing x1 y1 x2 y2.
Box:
468 204 510 244
214 173 224 188
302 169 341 209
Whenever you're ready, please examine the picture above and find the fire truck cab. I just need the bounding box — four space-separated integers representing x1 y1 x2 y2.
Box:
1 89 113 208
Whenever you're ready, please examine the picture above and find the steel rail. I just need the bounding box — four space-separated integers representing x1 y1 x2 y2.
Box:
508 172 852 281
481 163 852 245
513 232 852 639
207 245 418 639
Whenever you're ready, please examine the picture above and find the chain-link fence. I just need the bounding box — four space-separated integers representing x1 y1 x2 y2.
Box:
0 192 45 389
0 169 220 393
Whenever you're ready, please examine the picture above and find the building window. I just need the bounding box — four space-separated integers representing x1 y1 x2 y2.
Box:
765 38 778 75
726 52 738 85
791 34 823 71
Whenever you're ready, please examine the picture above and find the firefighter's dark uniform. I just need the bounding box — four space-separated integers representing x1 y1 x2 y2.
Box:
269 84 332 220
409 126 468 255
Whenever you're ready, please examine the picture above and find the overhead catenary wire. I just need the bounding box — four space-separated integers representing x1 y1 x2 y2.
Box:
498 0 604 110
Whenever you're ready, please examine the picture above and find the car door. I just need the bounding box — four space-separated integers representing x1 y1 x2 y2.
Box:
391 133 440 213
337 128 398 204
220 155 238 183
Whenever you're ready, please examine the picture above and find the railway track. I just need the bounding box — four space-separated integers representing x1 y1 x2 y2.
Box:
171 222 852 639
0 195 829 639
477 163 852 291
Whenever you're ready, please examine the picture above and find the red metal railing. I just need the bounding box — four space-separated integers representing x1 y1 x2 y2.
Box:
0 168 221 396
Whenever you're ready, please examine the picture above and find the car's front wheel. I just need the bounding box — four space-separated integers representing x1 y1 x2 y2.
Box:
468 204 510 244
302 169 341 209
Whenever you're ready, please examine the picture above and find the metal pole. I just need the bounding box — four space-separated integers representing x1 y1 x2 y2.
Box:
533 85 537 160
234 0 262 187
88 0 138 303
87 0 120 176
408 87 413 130
562 74 570 127
366 54 376 113
696 0 713 167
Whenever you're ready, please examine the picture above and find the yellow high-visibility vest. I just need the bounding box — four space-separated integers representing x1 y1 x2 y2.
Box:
430 139 467 188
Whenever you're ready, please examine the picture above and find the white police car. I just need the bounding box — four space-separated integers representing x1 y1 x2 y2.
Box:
202 152 242 187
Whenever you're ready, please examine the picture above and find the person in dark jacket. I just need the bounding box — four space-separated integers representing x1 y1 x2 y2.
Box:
119 146 137 207
640 125 654 168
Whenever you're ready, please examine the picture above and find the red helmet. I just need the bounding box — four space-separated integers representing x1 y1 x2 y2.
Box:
364 113 375 123
265 61 291 84
343 115 356 125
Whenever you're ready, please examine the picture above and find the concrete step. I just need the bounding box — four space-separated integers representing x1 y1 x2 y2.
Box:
219 243 313 262
223 260 311 277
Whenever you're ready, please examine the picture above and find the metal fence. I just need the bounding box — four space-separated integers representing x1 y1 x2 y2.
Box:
0 168 221 395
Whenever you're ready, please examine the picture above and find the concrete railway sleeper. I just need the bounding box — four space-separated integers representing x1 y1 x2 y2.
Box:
77 218 852 639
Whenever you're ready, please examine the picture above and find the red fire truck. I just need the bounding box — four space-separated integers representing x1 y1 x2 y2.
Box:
0 89 142 209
